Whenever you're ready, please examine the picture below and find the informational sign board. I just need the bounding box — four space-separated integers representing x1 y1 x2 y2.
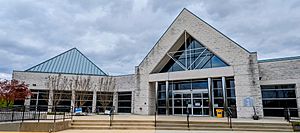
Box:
243 97 254 107
104 110 111 114
75 107 82 113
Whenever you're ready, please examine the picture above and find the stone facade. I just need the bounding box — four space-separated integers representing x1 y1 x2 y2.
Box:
12 9 300 118
12 71 134 113
259 59 300 116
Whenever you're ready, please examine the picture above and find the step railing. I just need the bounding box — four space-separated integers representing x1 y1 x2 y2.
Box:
109 106 115 127
154 110 157 127
226 107 233 129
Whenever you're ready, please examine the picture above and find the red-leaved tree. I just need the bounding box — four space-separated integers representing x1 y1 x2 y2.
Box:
0 79 32 108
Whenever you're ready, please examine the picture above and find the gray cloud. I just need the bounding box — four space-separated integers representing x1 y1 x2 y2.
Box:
0 0 300 78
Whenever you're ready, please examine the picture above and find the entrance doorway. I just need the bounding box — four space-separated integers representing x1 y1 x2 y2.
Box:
172 90 209 116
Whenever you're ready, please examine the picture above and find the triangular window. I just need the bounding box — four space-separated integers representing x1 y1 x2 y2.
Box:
160 35 228 73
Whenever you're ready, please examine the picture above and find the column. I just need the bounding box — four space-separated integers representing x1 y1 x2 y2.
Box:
296 83 300 117
71 89 75 112
208 78 212 116
222 77 227 110
155 81 158 114
48 89 53 112
166 81 169 115
92 89 97 113
113 92 118 113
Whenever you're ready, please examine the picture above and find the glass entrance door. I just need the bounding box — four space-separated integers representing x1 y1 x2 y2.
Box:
172 91 209 116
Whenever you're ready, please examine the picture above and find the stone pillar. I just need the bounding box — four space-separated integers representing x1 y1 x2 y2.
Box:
24 97 31 106
296 83 300 117
92 89 97 113
155 81 158 114
113 92 118 113
48 89 53 112
71 89 75 112
208 77 212 116
166 81 169 115
222 77 227 109
235 53 263 118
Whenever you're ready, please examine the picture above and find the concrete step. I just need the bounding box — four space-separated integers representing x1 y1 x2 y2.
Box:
71 125 155 130
72 122 154 126
71 120 293 132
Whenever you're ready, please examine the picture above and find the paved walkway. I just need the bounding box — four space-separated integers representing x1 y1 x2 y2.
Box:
73 114 288 124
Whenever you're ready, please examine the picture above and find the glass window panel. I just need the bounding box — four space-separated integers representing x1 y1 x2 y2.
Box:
118 95 132 100
158 92 166 99
203 108 209 115
174 94 182 98
192 81 208 89
174 99 182 107
226 89 236 97
213 80 222 88
211 56 227 68
118 108 131 113
227 99 236 107
214 99 224 107
158 100 166 106
159 36 228 73
263 99 297 108
174 108 182 114
193 99 202 107
183 94 191 98
226 78 235 88
203 99 209 107
118 102 131 107
262 90 296 98
214 89 223 97
193 108 202 115
158 108 166 114
203 93 209 98
183 108 192 114
183 99 191 107
264 109 298 117
193 93 201 98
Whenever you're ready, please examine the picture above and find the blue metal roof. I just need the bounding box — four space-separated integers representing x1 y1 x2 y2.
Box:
258 56 300 63
26 48 107 76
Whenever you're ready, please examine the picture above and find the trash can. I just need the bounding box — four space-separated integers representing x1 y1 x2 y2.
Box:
216 109 224 118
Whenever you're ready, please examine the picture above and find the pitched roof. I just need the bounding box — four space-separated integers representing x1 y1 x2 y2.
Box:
138 8 250 67
26 48 107 76
258 56 300 63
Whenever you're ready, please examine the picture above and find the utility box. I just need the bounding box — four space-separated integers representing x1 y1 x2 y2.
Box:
216 109 224 118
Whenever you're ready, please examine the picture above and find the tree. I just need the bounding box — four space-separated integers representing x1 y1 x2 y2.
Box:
96 76 116 112
73 76 94 108
46 74 71 111
0 79 31 108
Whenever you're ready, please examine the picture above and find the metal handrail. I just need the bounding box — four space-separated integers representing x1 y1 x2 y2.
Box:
109 106 115 127
154 110 157 127
226 107 233 129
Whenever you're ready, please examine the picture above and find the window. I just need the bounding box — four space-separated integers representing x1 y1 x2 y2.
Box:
29 90 49 111
118 92 132 113
261 84 298 117
160 36 228 73
157 82 167 114
75 91 93 113
96 92 113 113
53 90 72 112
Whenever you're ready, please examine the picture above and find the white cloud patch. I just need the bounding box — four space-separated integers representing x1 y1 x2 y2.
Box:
0 73 11 80
0 0 300 76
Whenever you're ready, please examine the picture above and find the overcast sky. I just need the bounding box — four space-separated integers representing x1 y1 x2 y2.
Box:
1 0 300 79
